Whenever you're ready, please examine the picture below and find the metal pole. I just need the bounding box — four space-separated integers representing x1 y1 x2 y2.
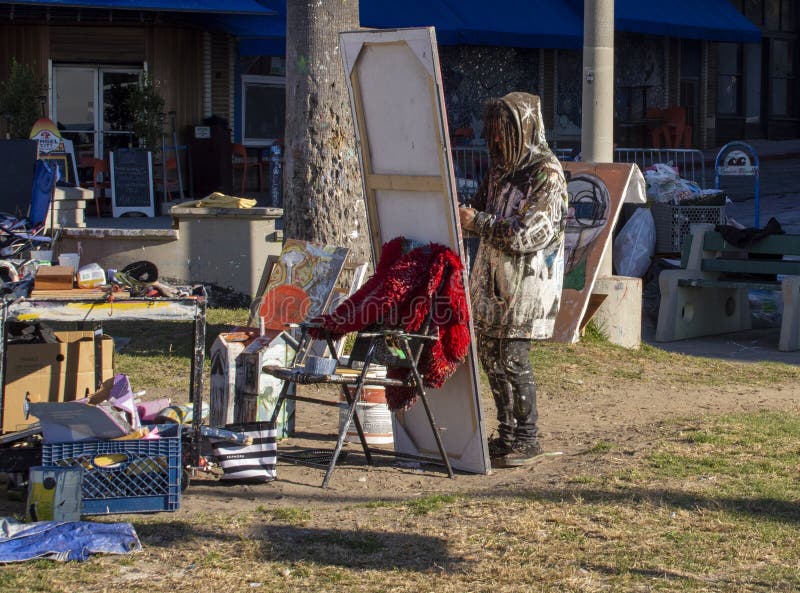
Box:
581 0 615 164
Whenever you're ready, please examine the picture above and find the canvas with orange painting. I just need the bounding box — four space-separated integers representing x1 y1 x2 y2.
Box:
258 239 349 332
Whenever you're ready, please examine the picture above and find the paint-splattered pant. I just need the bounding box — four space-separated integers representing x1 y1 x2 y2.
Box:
477 335 539 445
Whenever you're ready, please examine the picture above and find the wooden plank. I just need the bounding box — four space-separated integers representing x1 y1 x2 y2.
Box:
50 26 145 62
677 279 782 291
579 293 608 333
7 299 200 323
366 174 444 192
30 289 131 299
701 259 800 276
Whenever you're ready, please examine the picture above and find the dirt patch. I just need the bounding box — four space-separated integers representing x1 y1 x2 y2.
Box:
178 376 800 514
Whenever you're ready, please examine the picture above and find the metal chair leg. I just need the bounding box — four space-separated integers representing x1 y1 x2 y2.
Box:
400 338 454 478
321 339 376 488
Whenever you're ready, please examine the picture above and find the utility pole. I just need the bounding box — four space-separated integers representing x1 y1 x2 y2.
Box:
580 0 614 164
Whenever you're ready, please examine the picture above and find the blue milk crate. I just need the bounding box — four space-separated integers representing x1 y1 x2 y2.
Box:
41 424 181 515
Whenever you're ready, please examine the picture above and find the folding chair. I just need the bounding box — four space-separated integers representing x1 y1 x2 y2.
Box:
265 315 455 488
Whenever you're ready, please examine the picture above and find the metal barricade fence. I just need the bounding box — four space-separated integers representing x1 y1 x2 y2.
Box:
451 146 489 203
614 148 708 187
451 146 575 203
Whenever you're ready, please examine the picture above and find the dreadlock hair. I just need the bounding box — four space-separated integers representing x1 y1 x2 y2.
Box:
483 99 518 174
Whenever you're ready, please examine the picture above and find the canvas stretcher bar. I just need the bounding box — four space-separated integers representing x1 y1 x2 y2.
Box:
340 27 490 474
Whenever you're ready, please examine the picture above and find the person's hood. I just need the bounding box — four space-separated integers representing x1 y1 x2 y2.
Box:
499 92 552 172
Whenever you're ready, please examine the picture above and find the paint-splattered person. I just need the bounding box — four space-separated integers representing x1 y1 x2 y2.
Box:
459 92 568 467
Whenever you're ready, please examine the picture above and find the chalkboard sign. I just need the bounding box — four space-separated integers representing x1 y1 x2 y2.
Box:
110 149 155 217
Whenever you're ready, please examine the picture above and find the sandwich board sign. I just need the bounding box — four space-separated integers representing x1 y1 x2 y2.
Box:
340 27 490 474
110 149 155 217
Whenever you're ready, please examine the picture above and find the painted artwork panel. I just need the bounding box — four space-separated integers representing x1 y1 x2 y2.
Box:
259 239 348 331
551 162 641 343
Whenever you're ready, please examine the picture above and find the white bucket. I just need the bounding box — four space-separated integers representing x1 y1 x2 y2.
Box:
58 252 80 273
338 386 393 445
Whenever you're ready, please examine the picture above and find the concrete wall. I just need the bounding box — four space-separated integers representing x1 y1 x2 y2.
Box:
59 208 283 298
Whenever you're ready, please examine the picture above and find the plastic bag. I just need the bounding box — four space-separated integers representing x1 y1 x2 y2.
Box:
613 207 656 278
644 164 679 202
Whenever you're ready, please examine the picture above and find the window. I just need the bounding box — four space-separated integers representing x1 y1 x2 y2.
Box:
771 39 795 116
241 75 285 146
781 0 795 32
745 0 764 25
717 43 742 115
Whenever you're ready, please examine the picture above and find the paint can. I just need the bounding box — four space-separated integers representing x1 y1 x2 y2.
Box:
338 386 393 445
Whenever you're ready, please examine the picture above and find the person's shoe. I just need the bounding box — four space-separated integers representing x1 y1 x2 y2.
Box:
487 435 514 459
495 440 544 467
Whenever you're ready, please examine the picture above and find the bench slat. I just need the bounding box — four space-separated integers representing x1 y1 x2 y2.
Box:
701 258 800 276
703 232 800 256
677 278 782 291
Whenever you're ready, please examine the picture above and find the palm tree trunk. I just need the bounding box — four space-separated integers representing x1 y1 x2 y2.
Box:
283 0 370 263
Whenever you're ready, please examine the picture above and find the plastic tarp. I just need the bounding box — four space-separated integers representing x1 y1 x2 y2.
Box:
0 517 141 563
29 160 57 228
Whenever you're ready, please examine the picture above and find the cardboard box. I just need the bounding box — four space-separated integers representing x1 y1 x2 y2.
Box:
209 328 260 428
234 333 294 438
2 331 114 434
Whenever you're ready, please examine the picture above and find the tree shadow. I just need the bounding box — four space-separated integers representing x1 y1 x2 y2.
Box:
582 562 777 590
132 520 242 547
481 485 800 525
252 524 466 573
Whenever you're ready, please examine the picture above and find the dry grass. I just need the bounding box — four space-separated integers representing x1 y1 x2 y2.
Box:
4 311 799 591
3 411 800 592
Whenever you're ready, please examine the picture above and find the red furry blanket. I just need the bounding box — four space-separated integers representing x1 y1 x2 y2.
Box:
311 237 471 410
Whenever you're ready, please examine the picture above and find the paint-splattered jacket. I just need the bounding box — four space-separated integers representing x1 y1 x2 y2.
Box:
470 154 568 339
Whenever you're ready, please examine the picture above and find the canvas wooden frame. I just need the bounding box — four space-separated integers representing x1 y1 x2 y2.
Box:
340 27 489 474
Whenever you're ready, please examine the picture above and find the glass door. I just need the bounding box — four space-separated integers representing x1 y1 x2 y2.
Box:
52 66 97 163
100 68 140 155
52 65 143 161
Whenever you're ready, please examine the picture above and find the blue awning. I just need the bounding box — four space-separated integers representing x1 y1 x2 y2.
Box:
438 0 583 49
5 0 275 14
614 0 761 43
230 0 762 57
230 0 583 53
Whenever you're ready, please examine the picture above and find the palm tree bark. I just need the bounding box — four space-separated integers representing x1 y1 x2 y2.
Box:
283 0 369 262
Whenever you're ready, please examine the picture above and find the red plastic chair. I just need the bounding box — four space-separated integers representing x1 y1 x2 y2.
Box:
79 156 111 216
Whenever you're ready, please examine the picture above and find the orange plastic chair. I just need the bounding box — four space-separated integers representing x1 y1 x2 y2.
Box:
79 156 111 217
231 143 263 195
452 127 474 146
155 157 180 200
645 108 667 148
660 107 692 149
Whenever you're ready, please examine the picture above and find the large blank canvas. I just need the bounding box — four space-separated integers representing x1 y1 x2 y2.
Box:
341 27 489 474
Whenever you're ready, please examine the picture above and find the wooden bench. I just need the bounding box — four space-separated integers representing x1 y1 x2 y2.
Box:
656 223 800 351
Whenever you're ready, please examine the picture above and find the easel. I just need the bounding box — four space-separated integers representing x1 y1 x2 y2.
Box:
265 314 455 488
